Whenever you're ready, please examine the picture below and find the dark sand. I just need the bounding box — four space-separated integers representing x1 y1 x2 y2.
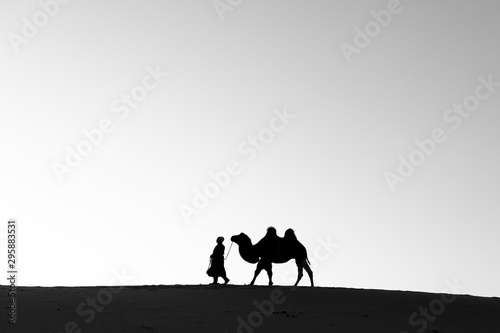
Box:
1 284 499 332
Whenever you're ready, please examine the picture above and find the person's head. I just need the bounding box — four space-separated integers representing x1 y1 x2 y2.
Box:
216 236 224 244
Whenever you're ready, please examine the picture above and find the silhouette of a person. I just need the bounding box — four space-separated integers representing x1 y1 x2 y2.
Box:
208 236 230 285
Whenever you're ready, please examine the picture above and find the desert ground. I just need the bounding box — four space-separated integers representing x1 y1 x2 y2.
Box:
1 284 499 333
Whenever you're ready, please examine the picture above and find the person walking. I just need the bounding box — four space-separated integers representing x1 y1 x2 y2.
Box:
207 236 230 285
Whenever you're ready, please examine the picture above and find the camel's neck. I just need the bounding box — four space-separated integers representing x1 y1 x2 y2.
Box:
238 241 260 264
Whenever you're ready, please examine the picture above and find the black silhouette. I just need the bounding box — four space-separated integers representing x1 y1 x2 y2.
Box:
207 236 230 285
231 227 314 287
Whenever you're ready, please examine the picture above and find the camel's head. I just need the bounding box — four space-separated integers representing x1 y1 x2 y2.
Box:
231 233 252 246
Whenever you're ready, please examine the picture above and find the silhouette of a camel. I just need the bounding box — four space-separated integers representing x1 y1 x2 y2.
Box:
231 227 314 287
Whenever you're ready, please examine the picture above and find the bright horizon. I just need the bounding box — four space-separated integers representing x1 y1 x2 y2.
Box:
1 0 499 298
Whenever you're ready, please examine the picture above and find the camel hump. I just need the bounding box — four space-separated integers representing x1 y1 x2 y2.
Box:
267 226 277 236
254 226 280 257
284 228 297 240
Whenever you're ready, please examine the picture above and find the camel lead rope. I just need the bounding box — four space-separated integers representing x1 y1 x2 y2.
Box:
225 241 233 260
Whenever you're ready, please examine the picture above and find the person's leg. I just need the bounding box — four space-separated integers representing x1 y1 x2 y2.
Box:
221 267 229 284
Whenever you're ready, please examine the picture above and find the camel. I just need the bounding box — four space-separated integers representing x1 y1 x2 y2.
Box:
230 227 314 287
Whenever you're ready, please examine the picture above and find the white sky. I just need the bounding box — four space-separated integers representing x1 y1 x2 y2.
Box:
1 0 499 297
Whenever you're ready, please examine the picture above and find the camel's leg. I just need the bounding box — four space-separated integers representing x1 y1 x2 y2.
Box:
250 261 265 285
294 258 304 287
265 262 273 286
303 259 314 287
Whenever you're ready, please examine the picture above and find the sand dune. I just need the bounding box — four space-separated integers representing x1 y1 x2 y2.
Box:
1 284 499 332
